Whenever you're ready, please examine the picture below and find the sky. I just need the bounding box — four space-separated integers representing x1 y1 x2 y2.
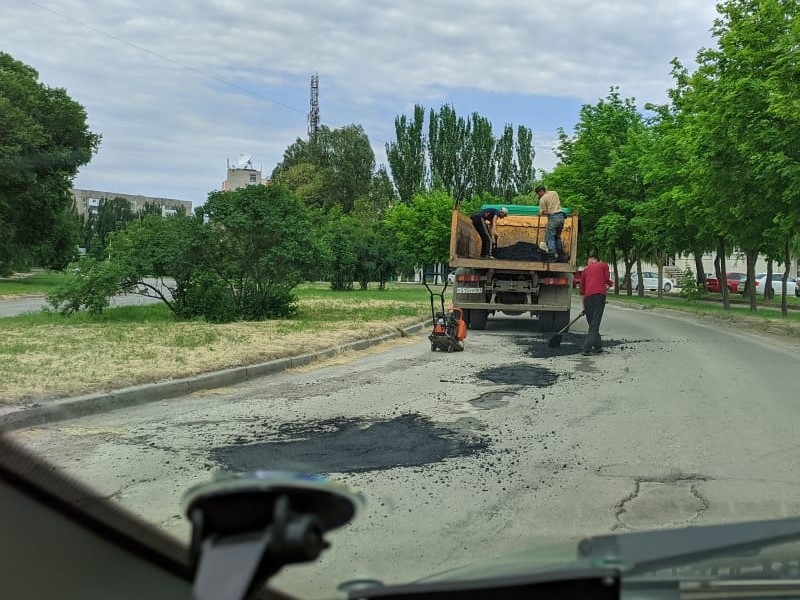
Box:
3 1 720 208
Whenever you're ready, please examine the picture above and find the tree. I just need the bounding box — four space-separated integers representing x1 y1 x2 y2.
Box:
678 0 799 312
515 125 536 195
494 124 516 200
49 185 322 322
428 104 471 203
549 88 645 289
201 185 321 318
385 104 426 204
384 189 455 267
0 52 100 274
86 196 135 259
271 125 375 213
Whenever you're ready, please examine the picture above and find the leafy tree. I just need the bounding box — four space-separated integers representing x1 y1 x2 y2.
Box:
469 112 496 197
549 88 644 289
515 125 536 195
86 196 135 259
50 185 321 322
678 0 799 311
0 52 100 274
428 104 471 203
272 125 375 213
385 104 426 204
494 124 516 200
384 189 455 267
201 184 320 318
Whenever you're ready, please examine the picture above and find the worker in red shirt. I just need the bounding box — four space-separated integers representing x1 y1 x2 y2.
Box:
578 255 613 355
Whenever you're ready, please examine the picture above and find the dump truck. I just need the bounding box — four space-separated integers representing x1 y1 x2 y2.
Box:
449 204 579 331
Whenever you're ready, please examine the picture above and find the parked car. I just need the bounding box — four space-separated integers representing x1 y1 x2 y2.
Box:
631 271 674 293
706 272 746 293
749 273 797 299
572 269 614 289
727 272 747 293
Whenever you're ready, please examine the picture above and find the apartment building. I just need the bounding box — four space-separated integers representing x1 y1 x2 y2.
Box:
222 155 269 191
71 189 193 219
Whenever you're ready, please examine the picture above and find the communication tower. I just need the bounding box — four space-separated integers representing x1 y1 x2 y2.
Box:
308 72 320 140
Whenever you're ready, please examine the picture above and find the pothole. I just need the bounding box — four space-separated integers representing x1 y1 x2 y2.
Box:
476 364 559 387
211 413 488 474
616 479 709 530
469 390 516 409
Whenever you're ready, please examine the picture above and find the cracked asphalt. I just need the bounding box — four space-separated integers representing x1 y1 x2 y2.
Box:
8 302 800 599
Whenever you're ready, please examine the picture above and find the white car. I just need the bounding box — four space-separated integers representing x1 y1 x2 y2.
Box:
751 273 796 298
631 271 674 293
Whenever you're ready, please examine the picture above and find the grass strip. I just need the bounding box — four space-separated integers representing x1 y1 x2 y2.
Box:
0 283 437 405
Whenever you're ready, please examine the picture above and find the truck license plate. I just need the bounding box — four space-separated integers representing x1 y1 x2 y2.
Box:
456 287 483 294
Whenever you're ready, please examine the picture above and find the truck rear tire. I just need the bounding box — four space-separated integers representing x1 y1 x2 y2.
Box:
537 311 554 332
552 311 571 332
470 310 488 330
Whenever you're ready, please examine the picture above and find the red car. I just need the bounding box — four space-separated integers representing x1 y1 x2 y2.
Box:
706 272 746 293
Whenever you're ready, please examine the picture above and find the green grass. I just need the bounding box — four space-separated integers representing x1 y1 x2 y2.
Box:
0 282 434 329
294 281 436 303
2 302 176 326
0 270 71 296
606 291 800 321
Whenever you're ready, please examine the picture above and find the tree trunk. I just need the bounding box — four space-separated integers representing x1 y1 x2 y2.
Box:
611 248 619 295
622 248 632 296
716 237 729 310
766 259 774 302
783 237 790 317
655 251 664 301
636 248 644 298
746 249 758 312
694 251 706 288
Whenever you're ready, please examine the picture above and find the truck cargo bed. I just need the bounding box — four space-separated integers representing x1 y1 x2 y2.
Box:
449 209 578 271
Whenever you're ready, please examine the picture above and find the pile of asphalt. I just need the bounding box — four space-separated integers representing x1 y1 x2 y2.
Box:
494 242 547 261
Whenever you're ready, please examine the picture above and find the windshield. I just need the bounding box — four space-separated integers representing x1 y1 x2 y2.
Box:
3 2 800 599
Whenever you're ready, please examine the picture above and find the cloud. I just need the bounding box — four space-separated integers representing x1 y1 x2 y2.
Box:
4 0 718 204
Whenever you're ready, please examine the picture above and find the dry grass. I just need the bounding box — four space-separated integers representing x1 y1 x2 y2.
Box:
0 314 426 405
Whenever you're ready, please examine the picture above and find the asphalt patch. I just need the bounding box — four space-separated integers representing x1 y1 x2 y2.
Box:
516 335 653 358
476 364 559 387
211 414 488 475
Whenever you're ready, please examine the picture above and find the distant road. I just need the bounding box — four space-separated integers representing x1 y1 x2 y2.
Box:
0 279 172 318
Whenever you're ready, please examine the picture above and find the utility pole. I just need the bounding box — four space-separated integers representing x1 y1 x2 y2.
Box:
308 72 319 141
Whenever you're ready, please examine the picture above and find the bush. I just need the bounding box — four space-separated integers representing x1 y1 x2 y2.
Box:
680 266 703 303
46 258 125 315
173 271 237 323
239 283 298 320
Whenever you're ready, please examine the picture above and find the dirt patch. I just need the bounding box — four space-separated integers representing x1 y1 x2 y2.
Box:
476 364 559 387
211 414 488 474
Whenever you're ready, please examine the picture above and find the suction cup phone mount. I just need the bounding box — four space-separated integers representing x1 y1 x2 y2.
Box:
184 471 363 600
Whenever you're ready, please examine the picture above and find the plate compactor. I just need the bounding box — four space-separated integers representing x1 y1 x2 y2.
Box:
424 272 467 352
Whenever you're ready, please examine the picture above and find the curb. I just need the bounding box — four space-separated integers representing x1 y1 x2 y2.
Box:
0 321 429 433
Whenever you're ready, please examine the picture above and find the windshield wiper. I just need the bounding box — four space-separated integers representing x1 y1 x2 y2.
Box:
577 516 800 576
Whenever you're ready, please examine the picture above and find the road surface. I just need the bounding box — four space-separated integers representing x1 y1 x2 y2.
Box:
8 303 800 598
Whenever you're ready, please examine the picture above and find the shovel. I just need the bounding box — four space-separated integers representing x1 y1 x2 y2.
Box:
547 310 586 348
